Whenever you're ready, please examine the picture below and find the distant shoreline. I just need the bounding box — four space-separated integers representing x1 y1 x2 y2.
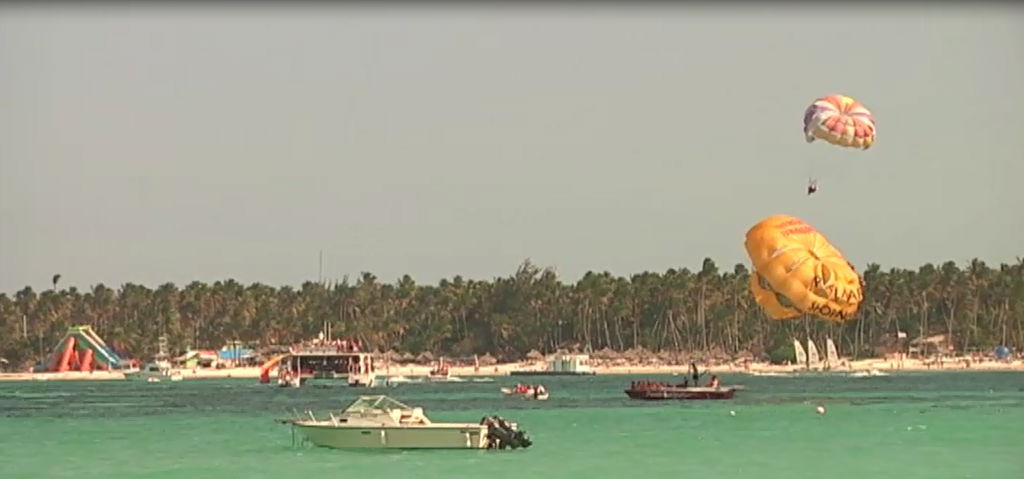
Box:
2 356 1021 382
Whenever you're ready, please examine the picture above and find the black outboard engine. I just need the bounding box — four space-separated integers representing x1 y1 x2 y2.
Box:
481 415 532 450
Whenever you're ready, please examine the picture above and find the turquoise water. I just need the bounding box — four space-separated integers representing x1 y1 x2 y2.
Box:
2 372 1022 479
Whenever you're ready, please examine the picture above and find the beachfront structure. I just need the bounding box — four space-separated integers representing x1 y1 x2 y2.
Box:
909 334 954 357
511 353 595 376
218 347 257 367
259 338 376 387
34 325 127 373
174 350 219 369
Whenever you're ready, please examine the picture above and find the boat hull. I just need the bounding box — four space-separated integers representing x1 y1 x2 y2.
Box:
293 423 490 449
625 387 736 400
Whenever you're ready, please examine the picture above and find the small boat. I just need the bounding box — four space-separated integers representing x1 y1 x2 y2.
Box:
279 395 532 450
423 358 465 382
848 369 889 378
383 375 422 385
500 384 549 400
125 359 183 383
625 380 737 400
428 358 450 380
126 337 183 382
347 371 379 387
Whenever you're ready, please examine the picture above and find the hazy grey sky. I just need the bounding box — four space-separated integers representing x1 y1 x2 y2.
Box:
1 4 1022 293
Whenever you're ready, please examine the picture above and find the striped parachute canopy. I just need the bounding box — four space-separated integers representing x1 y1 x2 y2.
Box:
803 94 876 150
744 215 863 322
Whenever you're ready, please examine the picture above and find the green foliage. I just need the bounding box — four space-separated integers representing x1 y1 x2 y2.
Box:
1 258 1021 366
768 343 795 365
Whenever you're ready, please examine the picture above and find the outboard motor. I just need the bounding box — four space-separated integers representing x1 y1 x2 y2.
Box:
481 415 532 450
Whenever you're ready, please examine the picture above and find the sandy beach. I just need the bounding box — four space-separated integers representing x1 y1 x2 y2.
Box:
0 371 128 381
384 357 1024 378
2 356 1021 382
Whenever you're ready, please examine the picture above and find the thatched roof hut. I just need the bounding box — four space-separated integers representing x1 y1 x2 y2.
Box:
592 347 618 360
478 353 498 366
623 346 652 363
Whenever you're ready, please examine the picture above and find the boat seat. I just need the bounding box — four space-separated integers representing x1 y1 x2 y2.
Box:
392 407 430 425
411 407 430 425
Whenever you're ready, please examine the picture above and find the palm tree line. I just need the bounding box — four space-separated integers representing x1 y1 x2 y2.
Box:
1 258 1021 368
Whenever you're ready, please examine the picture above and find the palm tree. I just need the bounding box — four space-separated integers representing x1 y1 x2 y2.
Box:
3 256 1023 364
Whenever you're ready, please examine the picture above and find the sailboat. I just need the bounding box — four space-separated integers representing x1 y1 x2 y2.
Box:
793 339 808 366
806 339 821 370
825 338 840 370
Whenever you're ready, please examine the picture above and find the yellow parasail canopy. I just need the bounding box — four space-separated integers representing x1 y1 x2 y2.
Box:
744 215 863 322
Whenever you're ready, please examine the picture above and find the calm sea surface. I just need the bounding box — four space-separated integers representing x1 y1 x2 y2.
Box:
2 371 1022 479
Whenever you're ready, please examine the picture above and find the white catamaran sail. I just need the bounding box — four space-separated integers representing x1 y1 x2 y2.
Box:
807 339 821 368
793 339 808 366
825 338 839 369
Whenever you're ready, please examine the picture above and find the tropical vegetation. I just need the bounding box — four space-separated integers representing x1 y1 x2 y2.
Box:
1 258 1021 369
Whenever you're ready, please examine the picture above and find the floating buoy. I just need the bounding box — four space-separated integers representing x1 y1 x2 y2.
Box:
729 410 736 416
815 405 826 415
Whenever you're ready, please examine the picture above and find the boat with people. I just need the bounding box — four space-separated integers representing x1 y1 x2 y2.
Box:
278 395 532 450
500 383 549 400
625 363 738 400
625 378 737 400
423 358 465 382
428 358 450 380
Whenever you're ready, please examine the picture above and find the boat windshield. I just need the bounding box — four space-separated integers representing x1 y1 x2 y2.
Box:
342 395 413 414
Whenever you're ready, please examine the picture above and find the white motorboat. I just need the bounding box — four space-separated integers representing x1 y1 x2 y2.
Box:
849 369 889 378
347 372 379 387
125 359 183 382
280 395 532 450
127 338 183 382
382 375 422 386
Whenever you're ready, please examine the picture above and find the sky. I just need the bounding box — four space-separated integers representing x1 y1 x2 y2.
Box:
1 3 1022 293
